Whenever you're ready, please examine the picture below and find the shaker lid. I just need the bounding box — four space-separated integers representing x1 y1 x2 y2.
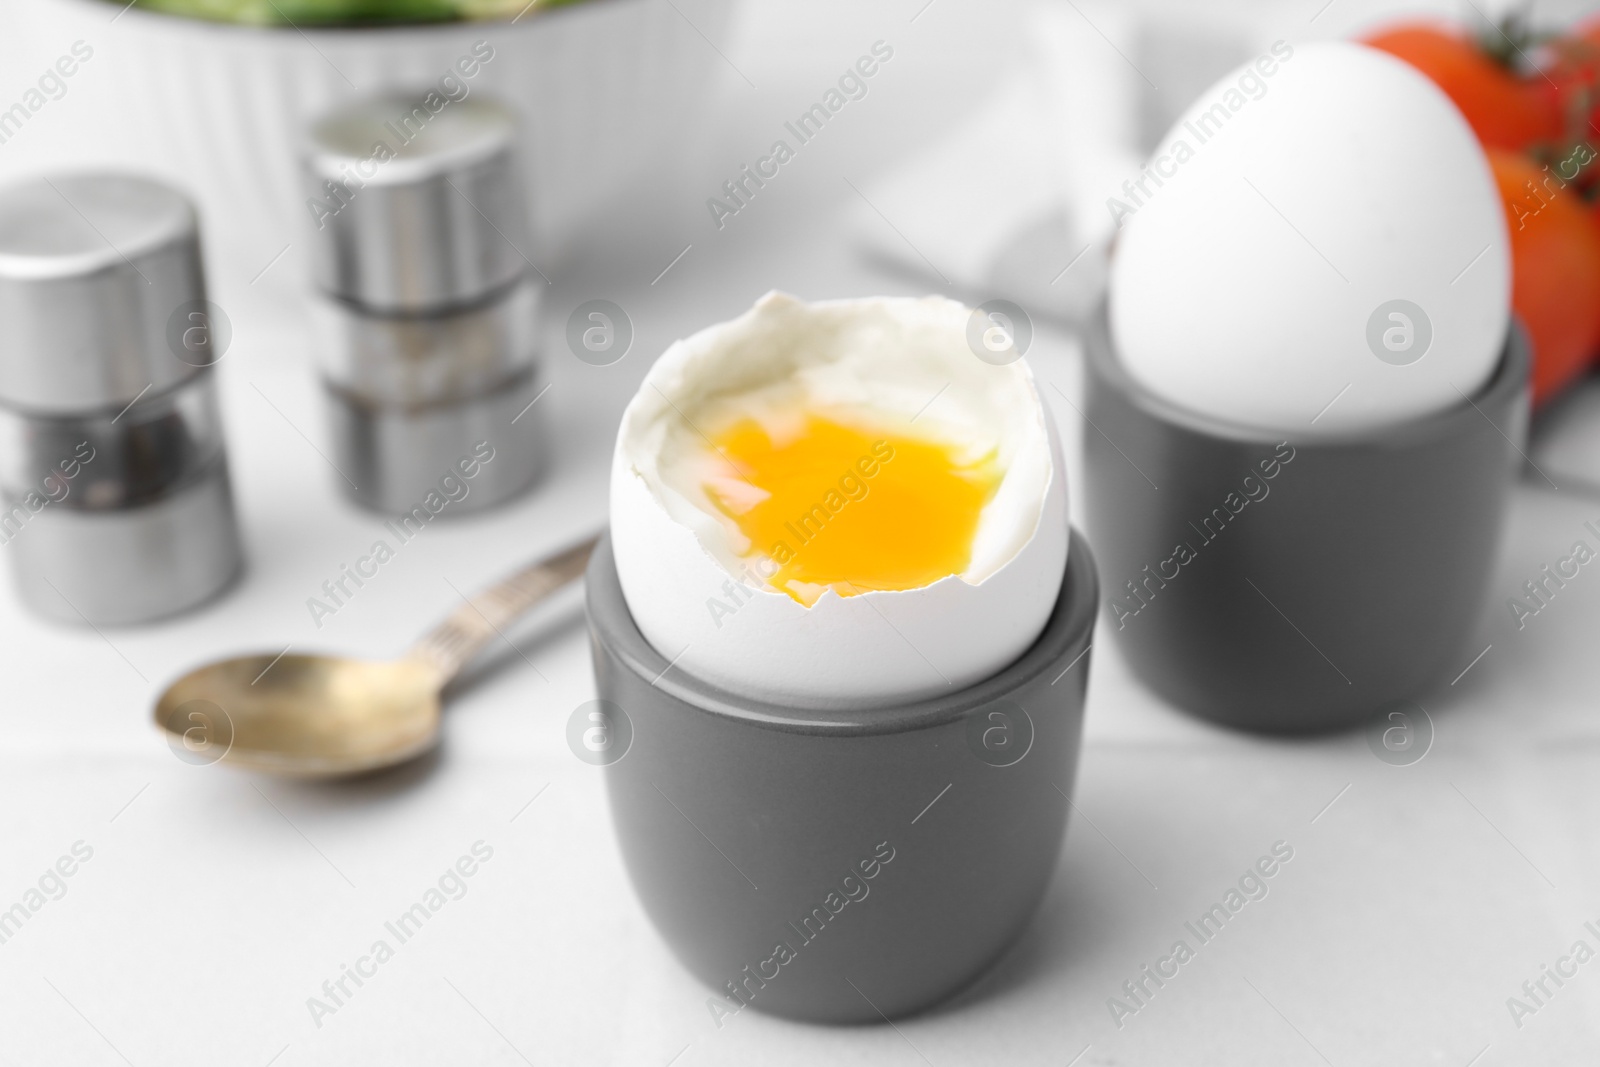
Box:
0 172 209 414
303 94 534 313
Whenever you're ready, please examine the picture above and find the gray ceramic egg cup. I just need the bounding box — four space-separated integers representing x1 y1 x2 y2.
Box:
585 530 1098 1024
1083 304 1529 733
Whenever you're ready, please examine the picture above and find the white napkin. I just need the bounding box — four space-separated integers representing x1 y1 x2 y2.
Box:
849 73 1098 318
851 0 1265 327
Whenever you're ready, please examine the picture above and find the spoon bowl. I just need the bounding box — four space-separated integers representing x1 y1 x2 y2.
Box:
152 535 597 778
155 654 444 777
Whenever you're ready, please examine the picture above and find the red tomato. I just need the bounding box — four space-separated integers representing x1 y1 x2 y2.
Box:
1364 23 1561 151
1489 149 1600 402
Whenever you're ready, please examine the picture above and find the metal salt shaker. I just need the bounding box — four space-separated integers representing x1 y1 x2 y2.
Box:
302 93 546 515
0 172 243 625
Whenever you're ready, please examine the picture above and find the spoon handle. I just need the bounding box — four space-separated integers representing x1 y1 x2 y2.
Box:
406 533 600 684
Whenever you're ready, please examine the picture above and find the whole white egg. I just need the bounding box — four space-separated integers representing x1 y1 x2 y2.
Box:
609 292 1069 711
1108 40 1510 433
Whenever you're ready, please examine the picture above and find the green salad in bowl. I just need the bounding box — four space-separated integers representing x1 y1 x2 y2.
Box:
123 0 587 25
40 0 730 293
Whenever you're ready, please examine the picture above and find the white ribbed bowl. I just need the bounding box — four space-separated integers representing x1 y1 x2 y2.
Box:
29 0 734 290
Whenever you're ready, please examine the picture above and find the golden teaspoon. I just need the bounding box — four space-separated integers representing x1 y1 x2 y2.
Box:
152 534 598 778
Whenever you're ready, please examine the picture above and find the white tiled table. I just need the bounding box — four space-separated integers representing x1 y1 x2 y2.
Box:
2 2 1598 1063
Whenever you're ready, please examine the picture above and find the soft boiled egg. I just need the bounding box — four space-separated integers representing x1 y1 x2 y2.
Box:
609 292 1069 710
1108 40 1510 434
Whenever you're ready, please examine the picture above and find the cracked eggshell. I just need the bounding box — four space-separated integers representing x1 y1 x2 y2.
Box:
608 291 1069 711
1108 41 1509 434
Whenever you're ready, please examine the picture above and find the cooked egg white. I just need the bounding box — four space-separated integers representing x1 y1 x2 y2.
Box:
609 292 1069 710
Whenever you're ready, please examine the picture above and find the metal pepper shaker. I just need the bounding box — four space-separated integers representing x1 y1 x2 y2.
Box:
0 172 243 625
302 93 547 515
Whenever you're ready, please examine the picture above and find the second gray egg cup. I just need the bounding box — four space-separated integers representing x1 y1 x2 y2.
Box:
1083 304 1529 732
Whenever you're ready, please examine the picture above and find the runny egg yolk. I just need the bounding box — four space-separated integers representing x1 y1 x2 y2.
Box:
704 413 1003 604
